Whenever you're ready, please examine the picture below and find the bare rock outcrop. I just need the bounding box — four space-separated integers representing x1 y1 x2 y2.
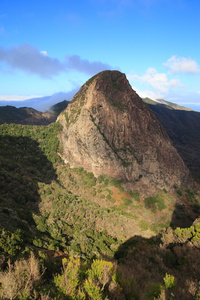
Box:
57 70 189 189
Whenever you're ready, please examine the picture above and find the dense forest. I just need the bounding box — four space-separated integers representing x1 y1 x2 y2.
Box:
1 122 200 299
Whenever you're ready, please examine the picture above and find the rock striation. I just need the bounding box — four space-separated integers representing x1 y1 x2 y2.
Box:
57 70 189 189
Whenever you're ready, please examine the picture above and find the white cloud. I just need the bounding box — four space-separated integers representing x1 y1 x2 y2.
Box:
131 85 162 100
40 50 48 56
0 95 43 101
164 56 200 74
127 67 183 94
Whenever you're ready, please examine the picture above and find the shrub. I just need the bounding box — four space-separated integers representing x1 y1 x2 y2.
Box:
129 190 140 202
174 227 193 243
97 174 106 183
0 228 24 256
110 178 124 192
84 278 102 300
54 256 81 298
121 196 132 206
146 283 163 300
84 259 116 299
0 252 42 300
144 195 166 212
164 273 176 289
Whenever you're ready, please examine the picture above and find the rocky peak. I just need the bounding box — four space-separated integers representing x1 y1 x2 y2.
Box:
57 70 189 189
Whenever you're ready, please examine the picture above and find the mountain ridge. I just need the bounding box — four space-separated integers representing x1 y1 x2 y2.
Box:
143 97 193 111
0 100 69 125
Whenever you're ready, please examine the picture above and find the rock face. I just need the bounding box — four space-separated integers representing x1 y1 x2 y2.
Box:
57 70 189 188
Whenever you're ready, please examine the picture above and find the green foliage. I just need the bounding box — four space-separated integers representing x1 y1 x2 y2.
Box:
144 195 166 212
97 174 106 183
54 257 118 300
150 222 169 234
176 189 182 196
1 117 200 299
88 259 114 283
110 178 124 192
129 190 140 202
121 196 132 206
174 226 193 242
139 220 149 231
84 278 102 300
0 229 24 256
164 273 176 289
54 256 81 298
145 283 163 300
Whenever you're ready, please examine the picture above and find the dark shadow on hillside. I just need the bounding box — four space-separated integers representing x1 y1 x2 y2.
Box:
0 135 57 233
111 183 200 299
113 229 200 299
147 103 200 178
170 201 197 229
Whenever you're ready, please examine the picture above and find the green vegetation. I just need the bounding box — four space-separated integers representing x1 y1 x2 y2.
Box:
144 194 167 212
164 273 176 290
1 121 200 299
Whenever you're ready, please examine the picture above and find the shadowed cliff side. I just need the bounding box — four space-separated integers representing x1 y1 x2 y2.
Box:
146 102 200 178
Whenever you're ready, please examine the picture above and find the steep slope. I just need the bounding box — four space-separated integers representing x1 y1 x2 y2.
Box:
143 98 200 177
57 70 189 190
46 100 69 116
0 105 56 125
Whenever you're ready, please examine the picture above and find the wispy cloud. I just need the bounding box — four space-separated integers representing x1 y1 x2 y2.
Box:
131 85 162 100
164 56 200 74
0 43 112 78
40 50 48 56
0 95 43 101
128 67 183 94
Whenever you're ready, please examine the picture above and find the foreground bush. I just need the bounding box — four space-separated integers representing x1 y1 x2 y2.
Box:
0 252 42 300
54 257 121 299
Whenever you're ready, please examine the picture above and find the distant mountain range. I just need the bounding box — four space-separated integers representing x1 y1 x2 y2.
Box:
143 97 193 111
0 90 78 111
0 100 69 125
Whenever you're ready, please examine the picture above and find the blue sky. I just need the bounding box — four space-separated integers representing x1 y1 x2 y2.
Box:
0 0 200 111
